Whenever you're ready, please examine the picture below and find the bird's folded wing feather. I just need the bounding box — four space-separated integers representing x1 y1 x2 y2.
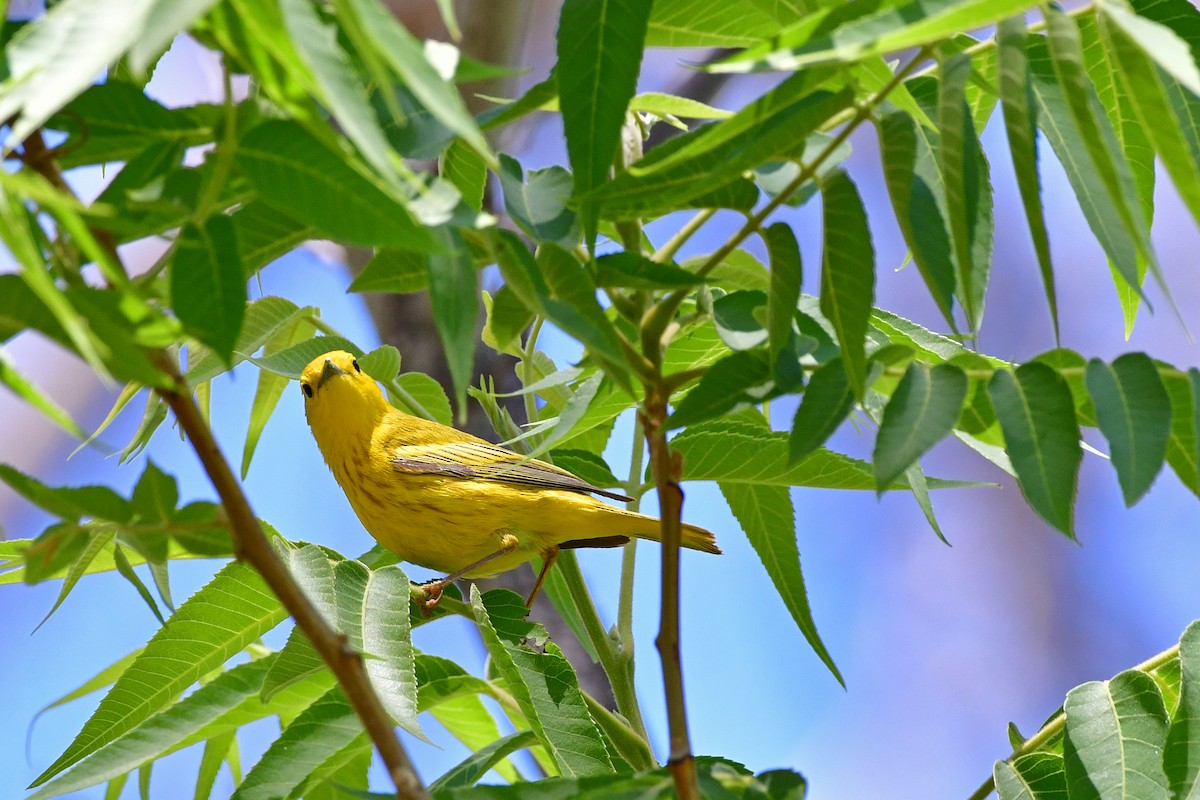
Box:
390 441 632 502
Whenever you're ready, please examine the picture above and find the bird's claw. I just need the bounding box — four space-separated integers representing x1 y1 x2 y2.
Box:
419 581 445 616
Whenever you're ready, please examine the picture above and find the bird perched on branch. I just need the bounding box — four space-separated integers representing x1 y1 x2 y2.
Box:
299 350 720 608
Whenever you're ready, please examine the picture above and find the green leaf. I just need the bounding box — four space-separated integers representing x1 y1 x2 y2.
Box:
250 335 362 380
394 372 454 427
994 753 1067 800
877 110 956 326
0 348 87 438
339 0 492 164
429 730 540 797
766 223 803 361
242 316 315 478
0 464 131 523
594 253 705 289
426 228 479 418
718 475 841 684
470 587 615 777
680 419 973 490
819 170 875 398
1084 354 1171 505
1164 368 1200 497
646 0 789 47
997 15 1058 341
1099 7 1200 237
789 357 855 464
441 139 488 212
1043 9 1169 318
237 120 435 250
498 154 580 248
938 52 993 332
30 562 287 787
231 201 314 277
348 249 430 294
342 561 424 740
1063 670 1170 799
666 350 773 430
556 0 652 245
231 687 361 800
170 216 246 365
712 290 769 351
280 0 402 188
27 657 332 800
987 364 1081 537
0 0 169 145
711 0 1040 73
630 92 732 120
1165 621 1200 797
588 77 853 220
873 362 967 490
46 82 221 168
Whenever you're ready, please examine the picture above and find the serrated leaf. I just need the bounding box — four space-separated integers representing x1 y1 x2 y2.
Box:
681 419 974 490
1084 353 1171 505
556 0 652 245
988 364 1081 537
789 358 855 464
997 15 1058 342
819 171 875 398
426 227 478 418
1164 620 1200 797
1063 670 1170 799
589 79 852 220
28 657 332 800
1043 9 1171 321
242 317 316 478
718 474 841 684
392 372 453 427
339 0 491 163
877 110 957 327
237 120 435 250
766 223 803 361
250 335 362 380
231 687 361 800
711 0 1039 73
30 562 287 787
0 464 132 524
594 253 704 289
441 139 487 212
470 587 614 777
1099 7 1200 238
873 362 967 490
1164 368 1200 497
939 52 993 332
185 296 311 384
667 350 773 430
994 753 1067 800
429 730 539 796
169 216 246 365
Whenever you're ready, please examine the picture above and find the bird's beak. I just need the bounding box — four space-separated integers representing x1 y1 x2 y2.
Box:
317 358 348 389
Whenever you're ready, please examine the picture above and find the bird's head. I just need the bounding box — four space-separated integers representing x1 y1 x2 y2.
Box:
300 350 389 441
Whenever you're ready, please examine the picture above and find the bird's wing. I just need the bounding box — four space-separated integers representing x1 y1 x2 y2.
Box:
391 440 632 502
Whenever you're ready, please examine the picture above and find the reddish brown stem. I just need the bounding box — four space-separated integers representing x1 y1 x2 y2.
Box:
641 387 700 800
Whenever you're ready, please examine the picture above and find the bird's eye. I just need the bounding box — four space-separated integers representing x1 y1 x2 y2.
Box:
301 382 313 398
352 359 361 373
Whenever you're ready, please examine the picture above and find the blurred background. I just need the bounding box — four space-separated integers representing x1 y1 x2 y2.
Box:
2 2 1199 798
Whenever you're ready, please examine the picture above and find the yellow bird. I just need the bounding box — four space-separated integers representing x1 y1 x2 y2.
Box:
300 350 720 607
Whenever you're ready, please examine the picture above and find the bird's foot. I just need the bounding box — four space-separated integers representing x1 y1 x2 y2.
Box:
417 580 445 616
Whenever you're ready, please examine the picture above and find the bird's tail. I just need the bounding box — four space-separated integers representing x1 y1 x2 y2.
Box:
557 503 721 554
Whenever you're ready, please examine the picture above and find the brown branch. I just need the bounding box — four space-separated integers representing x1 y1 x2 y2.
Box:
152 354 428 800
18 131 427 800
641 385 700 800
